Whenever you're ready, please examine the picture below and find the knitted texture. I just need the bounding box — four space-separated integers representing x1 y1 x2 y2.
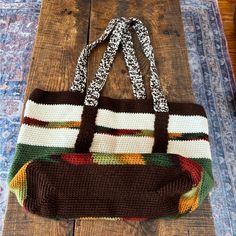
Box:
8 17 214 220
8 89 214 219
9 153 213 219
8 89 212 180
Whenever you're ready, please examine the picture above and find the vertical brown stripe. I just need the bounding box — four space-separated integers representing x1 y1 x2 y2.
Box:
75 106 98 152
152 112 169 153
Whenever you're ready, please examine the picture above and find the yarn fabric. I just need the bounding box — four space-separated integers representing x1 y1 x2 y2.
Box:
8 17 214 220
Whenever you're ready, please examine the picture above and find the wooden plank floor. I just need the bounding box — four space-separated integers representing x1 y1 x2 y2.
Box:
218 0 236 78
3 0 215 235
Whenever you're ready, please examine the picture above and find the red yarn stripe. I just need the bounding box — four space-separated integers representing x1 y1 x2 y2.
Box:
100 129 143 136
178 156 202 185
23 117 49 126
61 154 93 165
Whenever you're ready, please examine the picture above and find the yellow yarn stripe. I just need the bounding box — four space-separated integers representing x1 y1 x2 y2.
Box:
9 161 31 206
178 181 202 214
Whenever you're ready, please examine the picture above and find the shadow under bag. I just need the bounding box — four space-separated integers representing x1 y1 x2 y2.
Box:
9 17 214 220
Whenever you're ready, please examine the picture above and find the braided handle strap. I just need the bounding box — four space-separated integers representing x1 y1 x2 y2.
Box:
83 17 169 112
121 29 146 99
84 18 130 106
130 18 169 112
71 18 146 100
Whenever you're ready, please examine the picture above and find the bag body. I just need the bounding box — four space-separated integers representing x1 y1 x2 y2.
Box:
9 17 214 220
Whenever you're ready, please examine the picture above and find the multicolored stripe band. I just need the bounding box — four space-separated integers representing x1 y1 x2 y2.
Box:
9 152 213 219
9 88 213 220
22 117 208 140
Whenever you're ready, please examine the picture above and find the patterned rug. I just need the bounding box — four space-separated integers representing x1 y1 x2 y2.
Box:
0 0 235 235
0 0 41 233
181 1 236 235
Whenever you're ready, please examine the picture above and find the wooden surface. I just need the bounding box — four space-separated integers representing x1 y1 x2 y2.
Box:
3 0 215 235
218 0 236 79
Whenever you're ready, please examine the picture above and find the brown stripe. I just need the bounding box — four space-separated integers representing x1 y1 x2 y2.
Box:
29 88 207 116
24 160 193 218
29 88 85 105
152 112 169 153
75 106 98 153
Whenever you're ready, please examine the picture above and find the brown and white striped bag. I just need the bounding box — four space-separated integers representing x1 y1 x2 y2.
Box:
9 17 214 220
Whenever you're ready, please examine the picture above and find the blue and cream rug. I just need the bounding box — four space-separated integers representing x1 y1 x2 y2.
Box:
0 0 235 235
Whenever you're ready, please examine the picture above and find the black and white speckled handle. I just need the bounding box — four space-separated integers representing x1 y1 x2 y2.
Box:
71 18 146 100
83 18 130 107
129 18 169 112
72 17 169 112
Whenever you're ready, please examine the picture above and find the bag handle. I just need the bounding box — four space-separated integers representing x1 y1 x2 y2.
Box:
130 18 169 112
71 18 147 100
121 29 146 99
83 18 130 107
84 17 169 112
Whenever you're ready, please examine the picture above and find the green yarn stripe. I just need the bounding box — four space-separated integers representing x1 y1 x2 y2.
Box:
168 133 208 140
8 144 74 183
24 118 208 140
192 158 214 204
143 153 175 167
9 144 213 183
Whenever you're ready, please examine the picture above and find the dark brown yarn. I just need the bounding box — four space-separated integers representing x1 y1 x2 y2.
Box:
152 112 169 153
24 160 193 219
29 89 207 116
75 106 98 153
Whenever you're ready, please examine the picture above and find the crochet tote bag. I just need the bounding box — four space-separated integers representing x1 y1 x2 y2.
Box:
9 17 214 220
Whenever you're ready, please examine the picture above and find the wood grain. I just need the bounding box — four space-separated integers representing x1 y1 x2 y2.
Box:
3 0 215 235
75 200 214 236
86 0 194 102
24 0 91 95
218 0 236 79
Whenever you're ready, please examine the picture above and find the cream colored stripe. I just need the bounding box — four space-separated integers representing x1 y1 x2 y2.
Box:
96 109 155 130
18 125 211 158
24 100 83 122
17 125 154 151
90 133 154 153
168 115 209 133
167 140 212 159
25 100 208 133
18 124 79 147
96 110 208 133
